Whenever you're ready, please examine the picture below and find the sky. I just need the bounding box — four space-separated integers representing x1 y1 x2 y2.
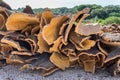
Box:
3 0 120 9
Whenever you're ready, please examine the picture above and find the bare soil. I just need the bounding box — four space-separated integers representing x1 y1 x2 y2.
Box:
0 64 119 80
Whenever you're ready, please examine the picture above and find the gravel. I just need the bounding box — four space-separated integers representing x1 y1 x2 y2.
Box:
0 65 119 80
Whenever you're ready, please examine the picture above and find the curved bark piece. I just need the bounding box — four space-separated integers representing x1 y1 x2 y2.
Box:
59 22 69 45
1 36 31 51
75 24 101 36
59 22 68 36
39 16 46 31
50 36 63 53
98 41 117 55
104 51 120 77
104 47 120 65
0 14 5 30
67 50 78 64
74 14 89 34
78 45 105 73
42 8 54 24
36 12 42 19
6 13 39 30
0 43 13 57
21 25 32 35
31 25 40 35
41 66 59 76
0 7 13 20
11 51 33 56
6 55 25 64
102 24 120 33
25 35 38 53
23 5 34 14
0 1 12 10
68 54 78 63
85 44 105 68
6 32 25 39
42 15 68 45
0 7 13 30
80 37 96 50
106 60 120 77
0 31 15 40
6 54 39 64
37 33 50 53
1 36 24 51
78 53 96 73
0 7 9 18
50 52 70 70
60 42 76 56
0 31 25 40
64 8 90 43
100 33 120 46
96 53 106 68
69 29 86 50
20 53 55 71
0 31 15 35
69 31 96 51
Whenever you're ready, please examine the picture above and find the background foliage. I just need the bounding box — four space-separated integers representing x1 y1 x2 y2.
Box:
16 4 120 25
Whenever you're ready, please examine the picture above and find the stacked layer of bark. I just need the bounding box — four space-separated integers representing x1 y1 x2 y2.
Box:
0 6 120 77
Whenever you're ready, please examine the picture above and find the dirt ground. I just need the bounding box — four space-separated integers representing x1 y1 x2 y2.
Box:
0 64 119 80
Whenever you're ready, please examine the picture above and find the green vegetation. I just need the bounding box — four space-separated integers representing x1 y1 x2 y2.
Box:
99 16 120 25
15 4 120 25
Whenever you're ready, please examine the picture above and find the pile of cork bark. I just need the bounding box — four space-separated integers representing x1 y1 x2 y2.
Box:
0 1 120 77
